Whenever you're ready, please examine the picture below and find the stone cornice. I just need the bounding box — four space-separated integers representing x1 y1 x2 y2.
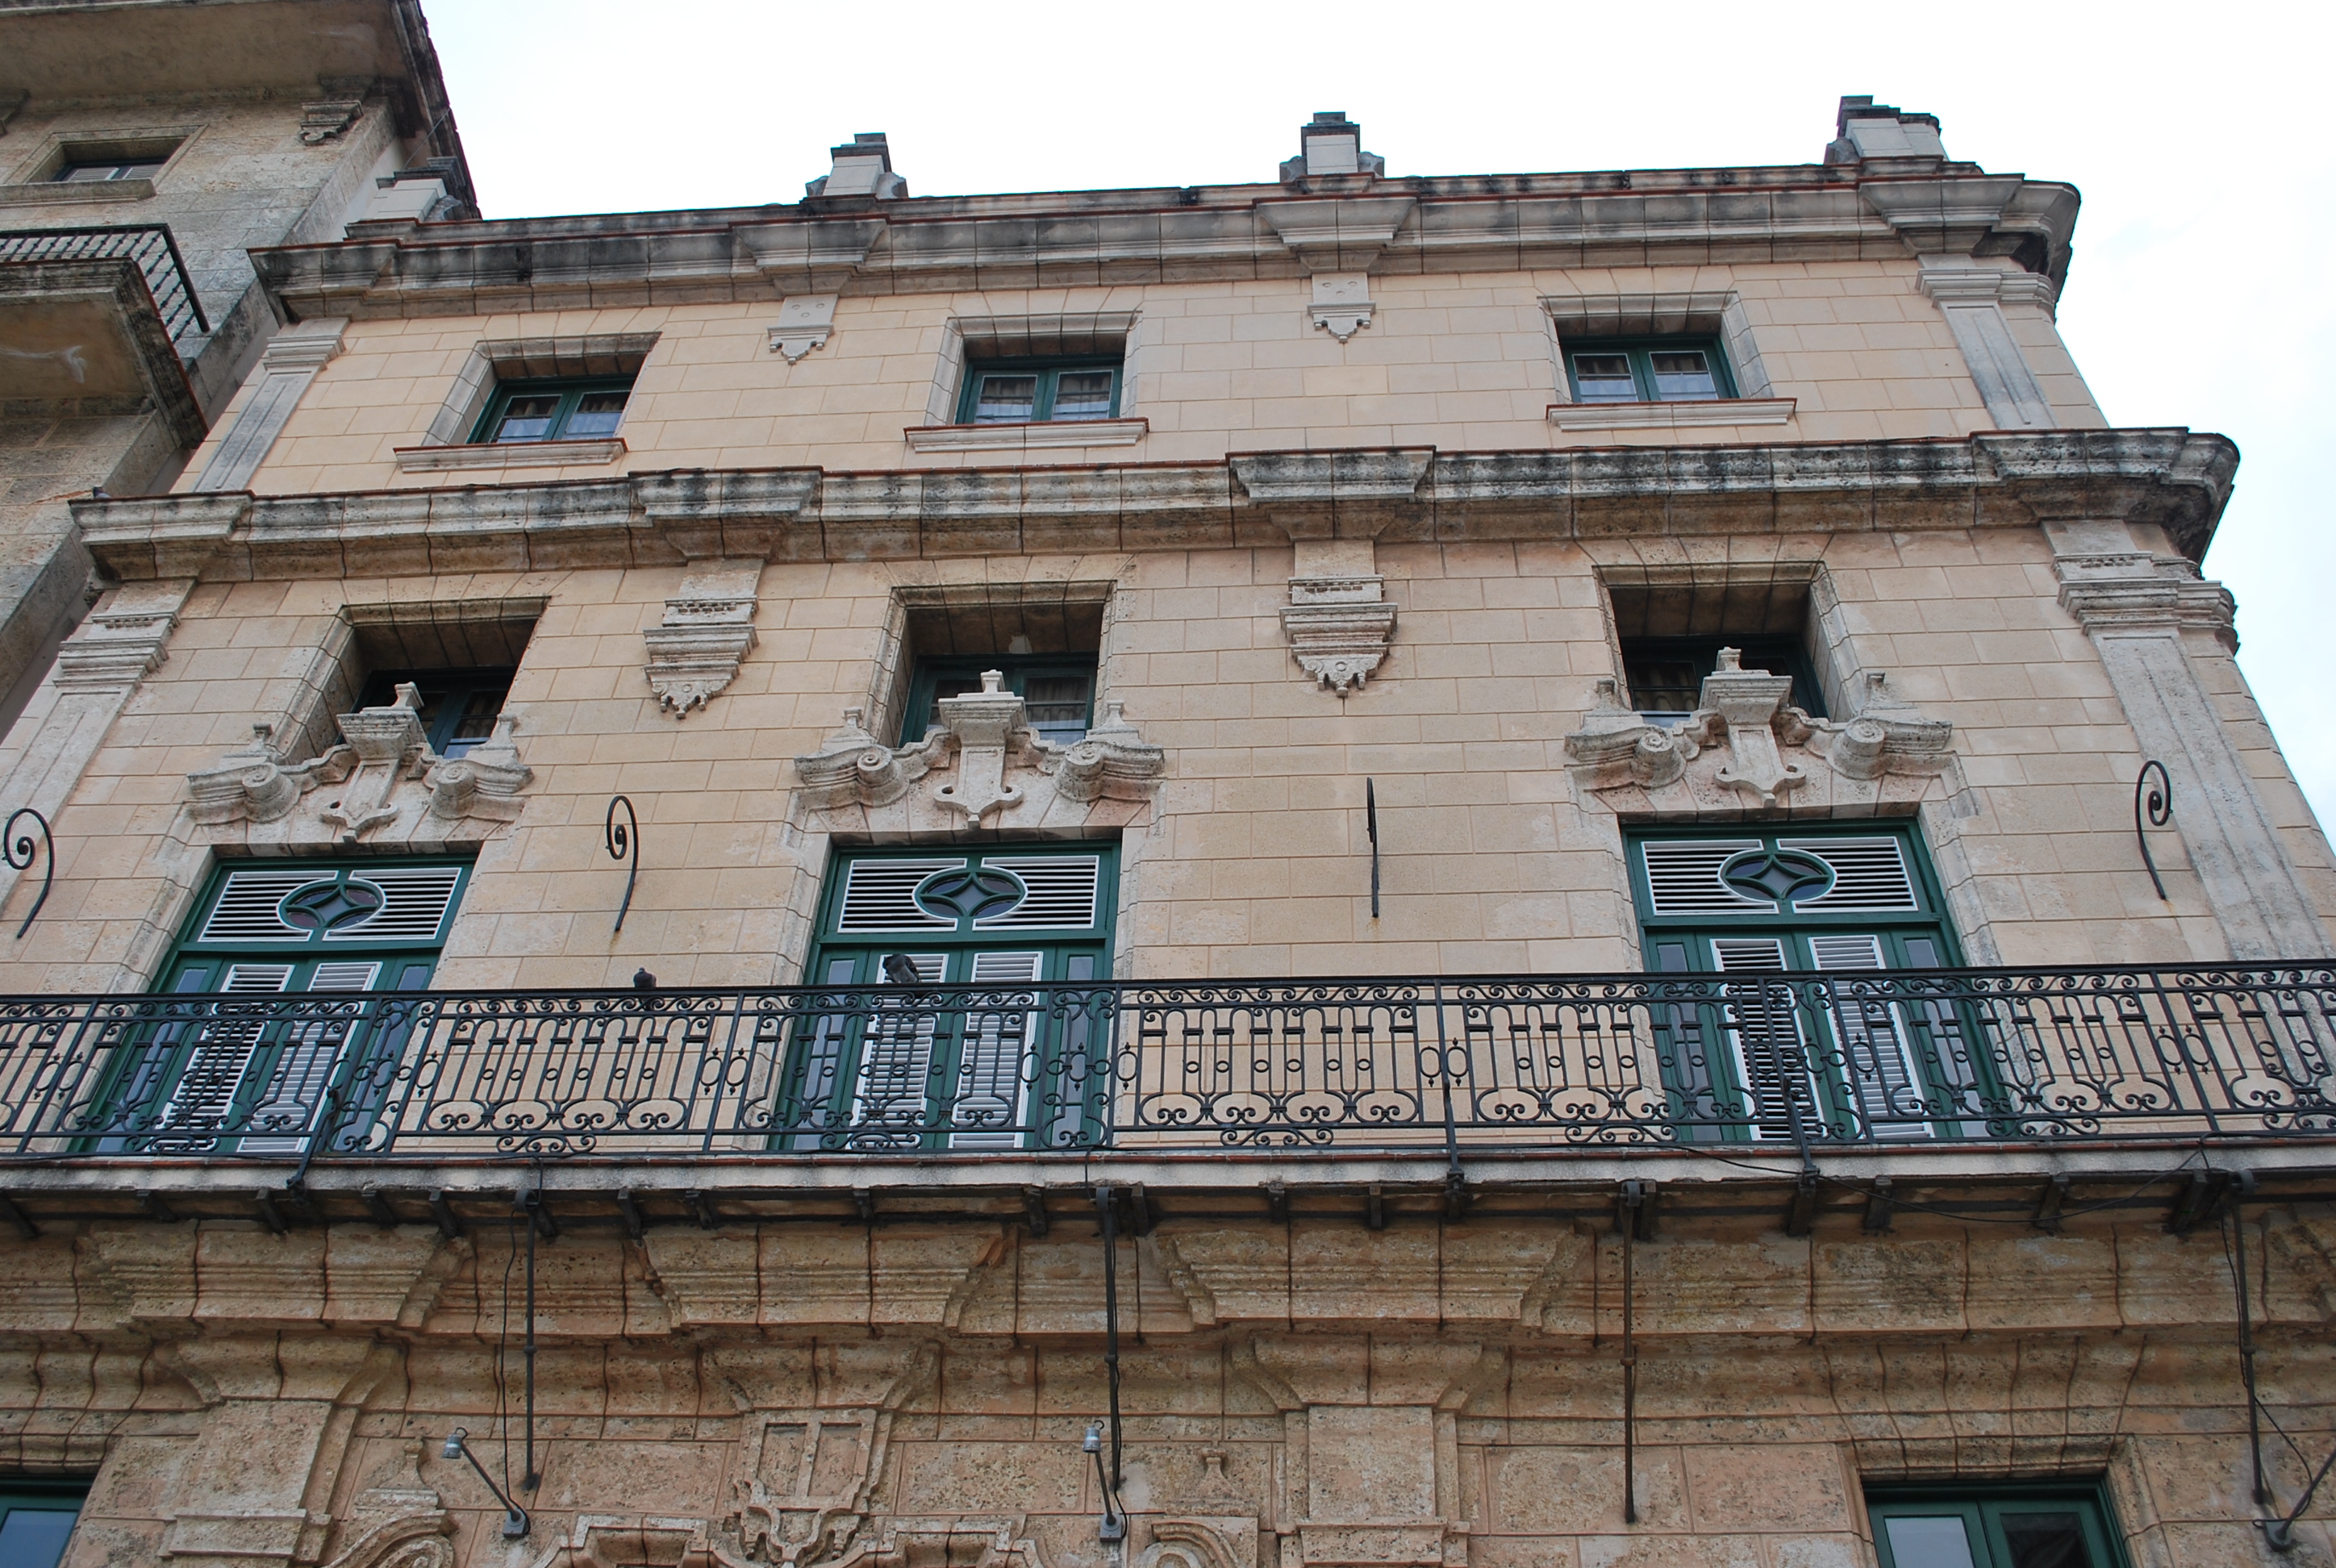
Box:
249 165 2079 319
75 430 2236 583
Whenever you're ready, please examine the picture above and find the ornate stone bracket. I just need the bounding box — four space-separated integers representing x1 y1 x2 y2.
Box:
298 99 365 144
1283 576 1398 694
645 562 763 717
1308 273 1375 342
53 603 177 690
1565 651 1952 812
793 673 1163 831
187 685 532 844
768 294 839 363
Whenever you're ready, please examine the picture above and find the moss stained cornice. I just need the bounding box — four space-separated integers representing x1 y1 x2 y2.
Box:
76 431 2236 584
248 161 2080 319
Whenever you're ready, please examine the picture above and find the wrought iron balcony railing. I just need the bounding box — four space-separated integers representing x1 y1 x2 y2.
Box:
0 965 2330 1166
0 223 209 343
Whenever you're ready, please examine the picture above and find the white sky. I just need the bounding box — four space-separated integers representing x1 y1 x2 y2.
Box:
426 0 2336 833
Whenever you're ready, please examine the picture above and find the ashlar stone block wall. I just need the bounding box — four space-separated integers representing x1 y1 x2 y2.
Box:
1 511 2331 993
6 1203 2333 1568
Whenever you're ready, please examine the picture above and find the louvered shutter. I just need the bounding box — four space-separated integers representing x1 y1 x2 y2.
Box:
1642 840 1775 915
161 962 293 1135
1783 838 1919 912
1808 935 1931 1141
835 860 963 932
950 950 1041 1148
240 961 379 1154
974 857 1102 930
198 874 312 942
327 869 464 941
1710 939 1818 1141
851 953 945 1136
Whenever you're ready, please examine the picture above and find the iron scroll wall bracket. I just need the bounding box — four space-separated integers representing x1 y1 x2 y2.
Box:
2135 760 2173 901
607 794 640 934
1366 778 1380 920
4 807 52 939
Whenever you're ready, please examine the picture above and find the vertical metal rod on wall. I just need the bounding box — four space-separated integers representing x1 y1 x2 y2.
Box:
2134 760 2173 901
4 807 53 939
523 1195 541 1491
607 794 640 934
1366 778 1380 920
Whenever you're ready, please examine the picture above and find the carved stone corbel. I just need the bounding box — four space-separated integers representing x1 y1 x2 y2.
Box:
298 99 365 144
644 561 762 717
1565 650 1953 813
1308 273 1375 342
1283 576 1398 694
768 294 839 363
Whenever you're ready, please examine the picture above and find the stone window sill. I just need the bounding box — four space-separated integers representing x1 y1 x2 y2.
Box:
393 437 628 473
903 417 1148 452
0 179 156 206
1549 397 1796 431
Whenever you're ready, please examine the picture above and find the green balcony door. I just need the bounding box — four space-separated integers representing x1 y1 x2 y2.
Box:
783 844 1118 1150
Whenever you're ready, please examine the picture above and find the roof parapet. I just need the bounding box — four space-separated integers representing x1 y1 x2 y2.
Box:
1280 111 1384 184
807 132 907 201
1826 95 1947 164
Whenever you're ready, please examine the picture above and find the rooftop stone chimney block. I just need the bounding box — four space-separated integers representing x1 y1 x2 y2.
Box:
807 132 907 199
1280 111 1384 183
1825 96 1946 163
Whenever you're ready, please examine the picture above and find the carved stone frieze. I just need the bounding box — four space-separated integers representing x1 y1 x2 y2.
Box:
1283 576 1398 694
186 685 532 844
792 673 1162 832
1565 651 1952 812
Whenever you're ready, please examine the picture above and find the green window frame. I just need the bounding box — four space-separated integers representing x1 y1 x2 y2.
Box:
1629 824 1987 1144
469 375 633 444
1622 636 1828 719
955 357 1122 424
899 656 1098 746
1868 1483 2129 1568
1564 336 1736 403
91 859 471 1155
782 843 1120 1151
0 1480 90 1568
356 667 515 759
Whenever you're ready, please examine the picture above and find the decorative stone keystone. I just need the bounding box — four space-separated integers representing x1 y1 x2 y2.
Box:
767 294 839 362
1309 273 1375 342
187 686 532 843
1283 577 1398 694
793 678 1163 831
1565 653 1952 812
643 561 762 717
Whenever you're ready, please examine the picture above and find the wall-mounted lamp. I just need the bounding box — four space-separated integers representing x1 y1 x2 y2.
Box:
442 1427 528 1538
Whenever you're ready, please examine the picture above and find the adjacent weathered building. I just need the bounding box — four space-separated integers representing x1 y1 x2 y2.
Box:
1 74 2333 1568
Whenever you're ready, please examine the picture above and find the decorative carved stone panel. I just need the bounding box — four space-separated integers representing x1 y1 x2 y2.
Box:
186 684 532 846
644 561 763 718
793 672 1163 833
1283 576 1397 694
1565 651 1952 814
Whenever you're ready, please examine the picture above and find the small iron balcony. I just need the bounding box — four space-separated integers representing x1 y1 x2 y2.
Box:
0 965 2330 1166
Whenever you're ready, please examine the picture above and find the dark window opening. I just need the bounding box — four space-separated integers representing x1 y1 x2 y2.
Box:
357 668 514 759
1867 1484 2125 1568
1565 336 1735 403
1622 636 1826 720
53 157 167 183
957 358 1121 424
0 1481 90 1568
470 376 632 444
903 657 1097 747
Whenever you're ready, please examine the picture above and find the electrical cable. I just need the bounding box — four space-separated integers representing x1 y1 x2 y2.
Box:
497 1212 518 1499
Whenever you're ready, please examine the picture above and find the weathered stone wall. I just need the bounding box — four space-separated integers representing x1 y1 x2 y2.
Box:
1 510 2328 994
176 261 2105 494
7 1203 2333 1568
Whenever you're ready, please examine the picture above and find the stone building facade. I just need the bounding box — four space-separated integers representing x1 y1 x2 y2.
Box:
0 0 472 736
0 87 2333 1568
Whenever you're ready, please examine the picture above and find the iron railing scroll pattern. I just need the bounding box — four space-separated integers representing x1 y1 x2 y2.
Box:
0 224 209 342
0 965 2330 1161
